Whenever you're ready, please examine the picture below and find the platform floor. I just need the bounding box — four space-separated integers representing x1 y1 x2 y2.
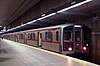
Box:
0 39 99 66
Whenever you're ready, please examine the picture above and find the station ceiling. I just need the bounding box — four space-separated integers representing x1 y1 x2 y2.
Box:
0 0 40 28
0 0 100 32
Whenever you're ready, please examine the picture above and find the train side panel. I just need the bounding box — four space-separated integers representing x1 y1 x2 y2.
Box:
26 31 38 46
17 32 25 44
3 24 91 56
41 28 61 52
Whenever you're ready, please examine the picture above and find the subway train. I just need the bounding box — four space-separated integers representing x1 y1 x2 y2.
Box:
3 24 91 56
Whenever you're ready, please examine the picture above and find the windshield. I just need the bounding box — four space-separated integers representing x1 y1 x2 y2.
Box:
75 31 81 42
64 31 72 41
84 32 89 42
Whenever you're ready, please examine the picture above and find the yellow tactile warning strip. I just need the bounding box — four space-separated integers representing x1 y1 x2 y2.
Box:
3 39 100 66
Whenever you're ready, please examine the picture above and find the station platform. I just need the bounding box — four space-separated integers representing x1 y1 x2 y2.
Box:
0 39 99 66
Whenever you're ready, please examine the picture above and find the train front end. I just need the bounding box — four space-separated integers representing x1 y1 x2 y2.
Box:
62 24 91 57
73 25 91 56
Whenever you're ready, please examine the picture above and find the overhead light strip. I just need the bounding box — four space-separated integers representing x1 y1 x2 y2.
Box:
57 0 92 13
37 13 56 21
26 20 37 24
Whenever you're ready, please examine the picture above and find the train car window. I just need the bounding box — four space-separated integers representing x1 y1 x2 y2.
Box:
45 32 48 40
31 33 33 39
31 33 35 40
14 34 16 38
48 32 52 41
19 34 23 39
19 34 20 38
56 31 59 41
64 31 72 41
30 33 32 39
75 31 81 42
28 33 30 39
21 34 23 39
45 31 52 41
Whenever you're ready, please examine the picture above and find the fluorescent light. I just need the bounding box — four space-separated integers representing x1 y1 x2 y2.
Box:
27 20 37 24
74 25 81 27
31 20 37 22
0 31 2 33
6 19 37 32
16 26 21 28
7 29 10 31
21 24 27 26
15 27 19 29
41 14 46 17
57 0 92 13
6 13 56 32
27 13 56 24
37 17 45 20
26 22 32 24
71 1 76 5
43 13 56 18
37 13 56 21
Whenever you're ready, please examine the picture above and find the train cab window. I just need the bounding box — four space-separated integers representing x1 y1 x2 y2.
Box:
64 31 72 41
84 32 89 42
56 31 59 41
75 31 81 42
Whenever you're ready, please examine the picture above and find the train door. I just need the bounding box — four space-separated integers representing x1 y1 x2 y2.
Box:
82 26 91 54
74 28 82 53
62 26 73 54
63 31 73 50
24 33 27 44
38 32 42 47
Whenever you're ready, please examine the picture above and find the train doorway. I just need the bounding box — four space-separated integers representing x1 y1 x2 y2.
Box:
63 31 73 51
62 26 74 54
74 30 82 53
38 32 42 47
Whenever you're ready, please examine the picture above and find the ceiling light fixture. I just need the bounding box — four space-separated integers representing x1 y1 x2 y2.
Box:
26 20 37 24
37 13 56 21
57 0 92 13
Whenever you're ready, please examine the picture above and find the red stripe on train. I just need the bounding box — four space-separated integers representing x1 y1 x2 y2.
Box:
42 40 60 44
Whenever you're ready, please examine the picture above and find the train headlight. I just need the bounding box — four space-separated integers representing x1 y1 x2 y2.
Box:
83 47 86 50
68 47 72 51
77 44 79 46
86 44 88 46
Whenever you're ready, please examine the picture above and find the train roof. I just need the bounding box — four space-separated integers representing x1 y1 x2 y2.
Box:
3 24 84 34
21 24 73 32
